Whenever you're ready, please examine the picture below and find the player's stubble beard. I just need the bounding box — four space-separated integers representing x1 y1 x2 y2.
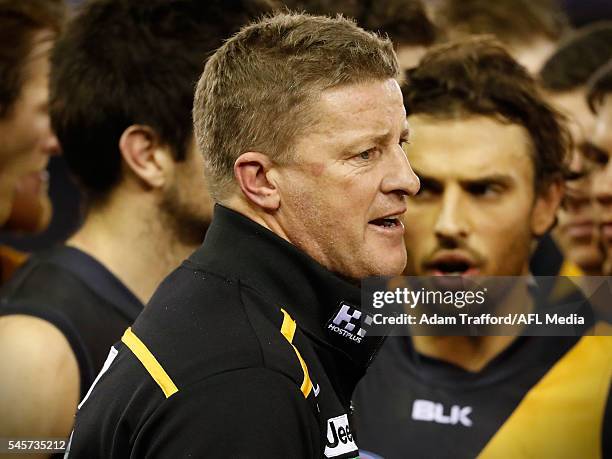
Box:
159 181 210 249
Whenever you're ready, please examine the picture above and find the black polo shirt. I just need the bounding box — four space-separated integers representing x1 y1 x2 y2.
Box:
65 205 386 458
0 245 144 397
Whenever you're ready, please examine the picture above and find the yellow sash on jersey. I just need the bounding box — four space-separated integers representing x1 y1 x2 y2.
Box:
478 326 612 459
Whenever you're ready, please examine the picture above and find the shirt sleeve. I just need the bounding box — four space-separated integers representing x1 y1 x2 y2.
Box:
134 367 321 458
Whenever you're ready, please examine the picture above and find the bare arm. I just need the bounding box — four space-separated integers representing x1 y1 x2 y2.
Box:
0 315 80 459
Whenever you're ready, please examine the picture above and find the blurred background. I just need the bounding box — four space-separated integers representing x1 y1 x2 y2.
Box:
2 0 612 252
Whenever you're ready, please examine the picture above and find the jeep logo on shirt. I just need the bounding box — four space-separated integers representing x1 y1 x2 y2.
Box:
324 414 359 458
327 302 373 344
411 399 473 427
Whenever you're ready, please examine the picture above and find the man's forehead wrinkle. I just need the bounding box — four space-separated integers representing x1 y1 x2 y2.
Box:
306 81 407 149
314 105 396 140
320 95 387 122
320 79 403 114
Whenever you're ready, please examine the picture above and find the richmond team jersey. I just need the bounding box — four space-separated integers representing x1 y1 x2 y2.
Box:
65 205 387 458
0 245 143 396
353 329 612 459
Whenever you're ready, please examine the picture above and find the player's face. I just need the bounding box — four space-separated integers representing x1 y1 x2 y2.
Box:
403 115 552 277
0 33 59 225
589 96 612 272
161 137 215 246
548 89 603 273
275 79 420 279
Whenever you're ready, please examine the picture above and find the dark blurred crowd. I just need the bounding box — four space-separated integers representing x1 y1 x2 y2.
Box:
0 1 611 458
3 0 612 255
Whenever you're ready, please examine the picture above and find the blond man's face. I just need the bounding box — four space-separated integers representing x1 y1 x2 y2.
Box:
274 79 420 279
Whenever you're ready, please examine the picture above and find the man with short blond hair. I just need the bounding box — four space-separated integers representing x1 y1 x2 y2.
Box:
66 11 419 458
0 0 274 449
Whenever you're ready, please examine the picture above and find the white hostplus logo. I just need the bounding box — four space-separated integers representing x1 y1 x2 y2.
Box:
327 303 372 344
411 399 473 427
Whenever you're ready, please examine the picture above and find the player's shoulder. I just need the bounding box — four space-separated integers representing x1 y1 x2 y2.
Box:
71 264 316 448
0 314 78 372
68 361 320 458
0 245 124 317
131 261 311 387
1 247 74 297
0 314 80 432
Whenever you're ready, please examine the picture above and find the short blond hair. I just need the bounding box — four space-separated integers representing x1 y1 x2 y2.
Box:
193 12 399 200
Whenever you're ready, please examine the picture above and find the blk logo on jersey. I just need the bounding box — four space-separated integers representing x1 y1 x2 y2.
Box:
324 414 359 458
327 302 372 344
411 399 473 427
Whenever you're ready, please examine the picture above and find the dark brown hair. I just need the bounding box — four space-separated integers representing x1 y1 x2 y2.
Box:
540 22 612 91
282 0 438 46
50 0 275 204
363 0 438 46
587 58 612 112
403 36 571 193
0 0 66 117
436 0 569 46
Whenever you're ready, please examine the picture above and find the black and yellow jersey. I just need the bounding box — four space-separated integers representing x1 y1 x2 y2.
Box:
530 233 584 277
0 245 143 397
66 205 386 458
353 326 612 458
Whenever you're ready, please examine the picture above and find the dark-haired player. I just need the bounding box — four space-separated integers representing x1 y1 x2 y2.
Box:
353 37 612 459
0 0 274 444
0 0 65 286
588 59 612 277
533 22 612 277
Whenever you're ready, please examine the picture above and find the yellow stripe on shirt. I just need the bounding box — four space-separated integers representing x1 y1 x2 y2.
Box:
121 327 178 398
280 309 313 398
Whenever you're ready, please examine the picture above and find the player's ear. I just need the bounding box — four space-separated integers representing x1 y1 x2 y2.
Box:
234 152 280 211
531 179 564 236
119 125 173 190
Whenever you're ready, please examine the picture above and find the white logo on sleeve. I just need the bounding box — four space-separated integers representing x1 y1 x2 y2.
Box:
411 399 473 427
324 414 359 458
